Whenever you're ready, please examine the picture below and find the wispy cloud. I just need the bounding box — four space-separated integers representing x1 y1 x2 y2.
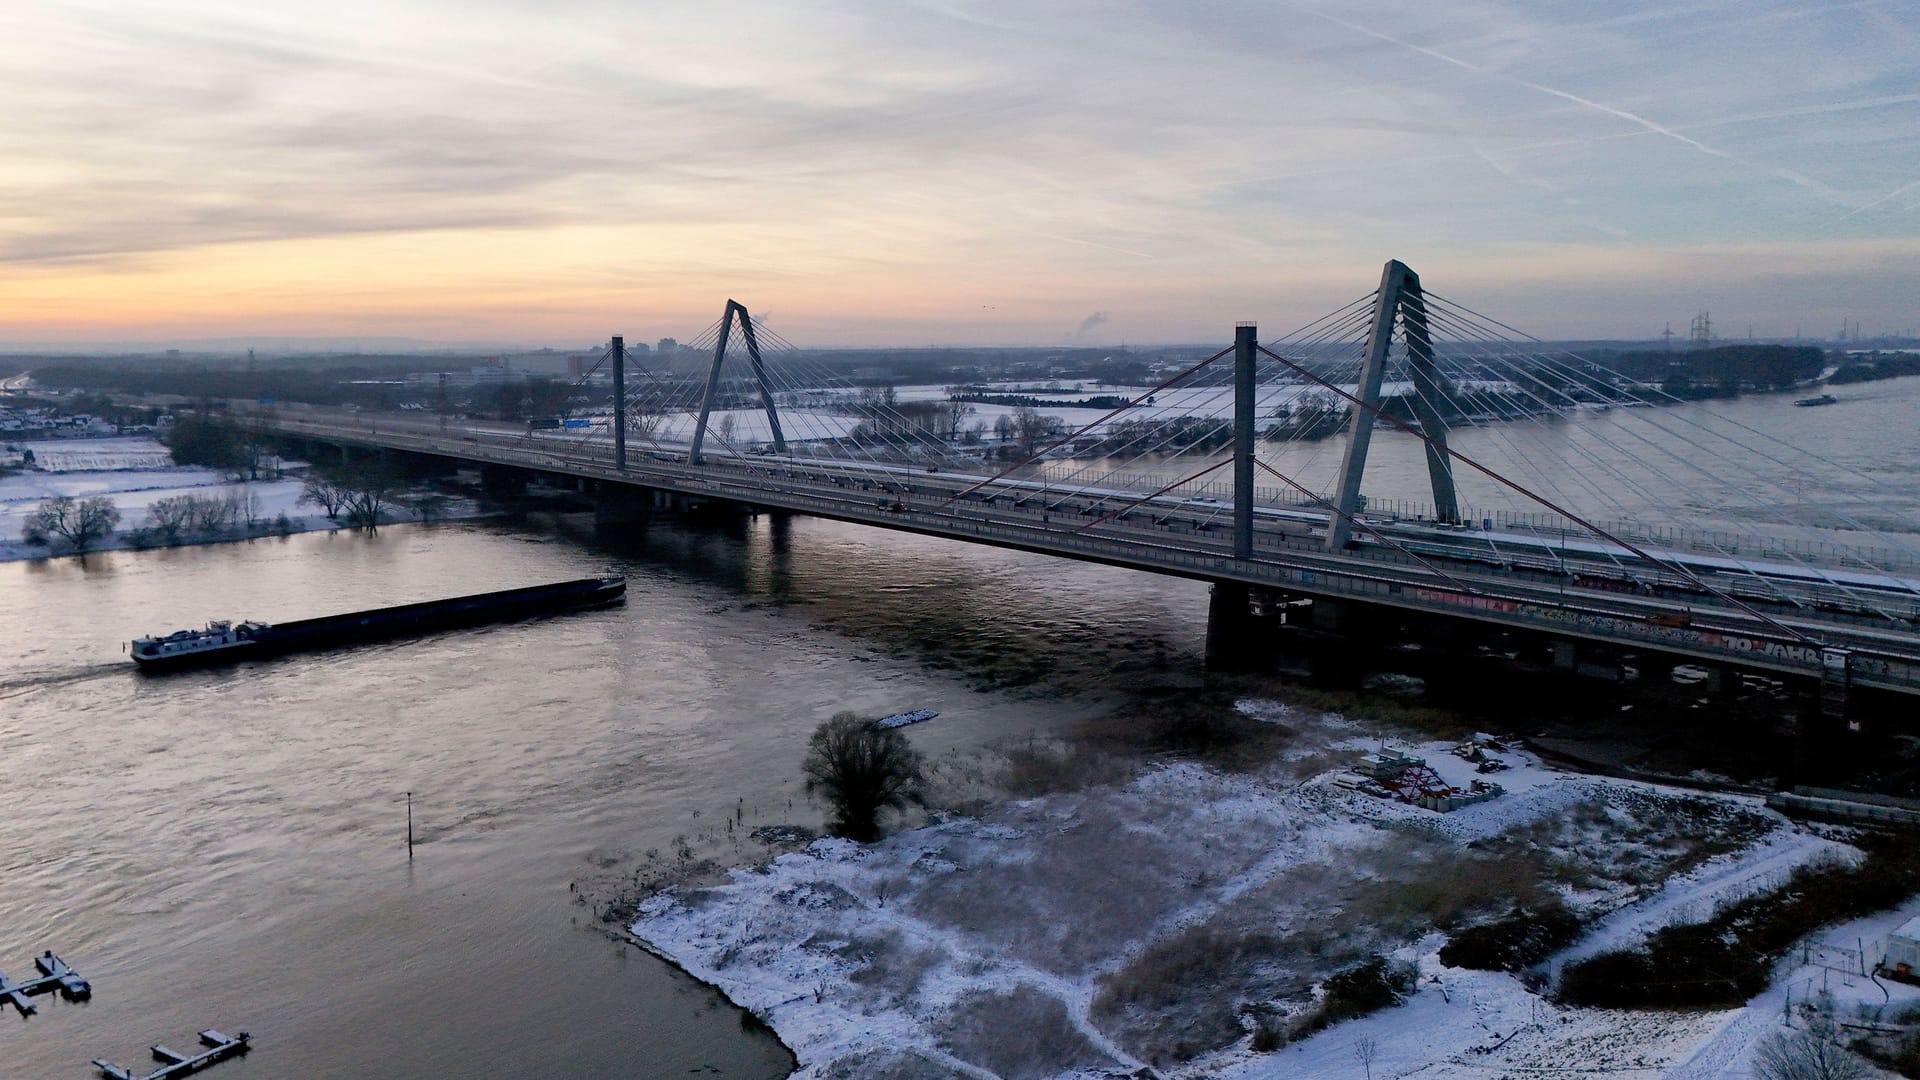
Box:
0 0 1915 342
1304 6 1859 208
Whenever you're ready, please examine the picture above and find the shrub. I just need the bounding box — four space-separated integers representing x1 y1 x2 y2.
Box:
1317 956 1414 1025
934 987 1116 1080
1440 903 1583 971
1558 837 1920 1009
1232 957 1417 1047
1091 926 1295 1060
998 737 1131 796
1752 1018 1874 1080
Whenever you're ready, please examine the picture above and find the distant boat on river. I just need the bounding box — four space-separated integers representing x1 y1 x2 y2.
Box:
874 708 938 730
1794 393 1838 407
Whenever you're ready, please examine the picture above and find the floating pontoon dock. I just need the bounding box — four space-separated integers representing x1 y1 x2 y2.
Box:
0 951 92 1015
875 708 938 730
93 1029 251 1080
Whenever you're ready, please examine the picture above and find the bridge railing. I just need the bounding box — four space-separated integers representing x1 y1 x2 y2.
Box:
249 412 1920 690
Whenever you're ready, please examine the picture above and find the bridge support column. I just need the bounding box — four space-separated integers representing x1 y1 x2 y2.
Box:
612 334 627 471
594 488 650 529
1311 597 1356 634
1820 647 1852 722
1206 582 1263 670
1233 323 1256 560
479 464 524 496
1551 640 1624 681
1400 276 1459 524
1551 641 1577 672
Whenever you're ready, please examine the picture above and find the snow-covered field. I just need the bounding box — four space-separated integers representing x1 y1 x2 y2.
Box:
0 436 480 561
633 705 1901 1079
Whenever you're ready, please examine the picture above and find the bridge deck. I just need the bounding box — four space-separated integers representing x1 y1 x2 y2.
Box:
250 409 1920 696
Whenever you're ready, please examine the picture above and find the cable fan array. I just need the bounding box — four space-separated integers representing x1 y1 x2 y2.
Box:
532 293 1920 630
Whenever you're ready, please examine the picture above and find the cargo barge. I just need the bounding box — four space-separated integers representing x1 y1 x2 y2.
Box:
130 576 626 670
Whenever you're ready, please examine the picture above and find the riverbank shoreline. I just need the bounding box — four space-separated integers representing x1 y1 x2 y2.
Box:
0 435 496 563
0 497 498 564
630 702 1903 1079
625 929 803 1075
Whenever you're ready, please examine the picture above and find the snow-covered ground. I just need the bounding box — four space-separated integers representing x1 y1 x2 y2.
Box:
0 436 482 561
633 707 1892 1079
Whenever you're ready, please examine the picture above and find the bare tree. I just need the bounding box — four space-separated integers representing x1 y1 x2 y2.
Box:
186 490 239 534
1751 1017 1872 1080
345 483 396 529
625 397 668 441
145 495 195 542
235 486 262 530
802 713 926 843
299 467 352 521
1353 1034 1380 1080
940 398 976 440
334 461 403 529
23 495 120 553
1008 406 1065 455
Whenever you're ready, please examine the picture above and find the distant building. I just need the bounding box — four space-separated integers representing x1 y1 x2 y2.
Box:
1885 916 1920 975
402 366 535 388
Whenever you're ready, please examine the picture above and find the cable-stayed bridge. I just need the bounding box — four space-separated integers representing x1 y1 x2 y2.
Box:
243 262 1920 709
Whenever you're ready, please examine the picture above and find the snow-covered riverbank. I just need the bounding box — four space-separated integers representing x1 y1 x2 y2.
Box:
633 705 1900 1079
0 436 484 562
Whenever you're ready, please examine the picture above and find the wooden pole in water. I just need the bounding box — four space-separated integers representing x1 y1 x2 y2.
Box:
407 791 414 860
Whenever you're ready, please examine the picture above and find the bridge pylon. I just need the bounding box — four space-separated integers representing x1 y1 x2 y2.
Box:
1234 323 1257 560
612 335 626 471
1325 260 1459 549
691 300 788 465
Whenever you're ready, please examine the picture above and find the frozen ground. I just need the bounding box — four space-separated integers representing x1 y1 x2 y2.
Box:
0 437 483 561
633 705 1890 1079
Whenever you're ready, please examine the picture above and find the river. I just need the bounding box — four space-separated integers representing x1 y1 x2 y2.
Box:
0 514 1207 1078
1028 378 1920 560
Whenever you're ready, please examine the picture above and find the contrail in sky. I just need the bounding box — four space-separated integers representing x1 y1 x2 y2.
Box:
1839 177 1920 221
1037 233 1155 259
1307 7 1857 208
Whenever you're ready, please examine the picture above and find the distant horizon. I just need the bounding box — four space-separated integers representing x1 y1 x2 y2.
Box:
0 326 1905 361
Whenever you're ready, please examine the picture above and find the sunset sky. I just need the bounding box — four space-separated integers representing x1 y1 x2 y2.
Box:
2 0 1916 347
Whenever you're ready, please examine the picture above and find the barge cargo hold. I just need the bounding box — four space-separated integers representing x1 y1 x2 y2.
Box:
130 576 626 671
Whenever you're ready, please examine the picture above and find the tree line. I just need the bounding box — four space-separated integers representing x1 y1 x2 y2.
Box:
1590 345 1827 398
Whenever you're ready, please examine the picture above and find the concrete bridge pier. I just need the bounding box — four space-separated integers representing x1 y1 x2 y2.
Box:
1309 597 1373 635
1550 640 1625 682
1205 582 1264 671
766 509 793 548
478 464 526 497
594 487 654 530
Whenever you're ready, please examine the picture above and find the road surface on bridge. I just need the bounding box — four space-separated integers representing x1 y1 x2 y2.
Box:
245 405 1920 696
